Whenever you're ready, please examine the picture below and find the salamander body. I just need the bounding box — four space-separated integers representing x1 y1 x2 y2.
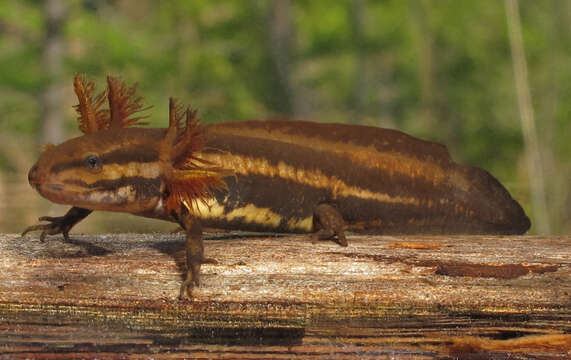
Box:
24 75 530 298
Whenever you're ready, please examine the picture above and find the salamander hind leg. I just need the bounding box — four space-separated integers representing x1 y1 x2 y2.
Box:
312 203 347 247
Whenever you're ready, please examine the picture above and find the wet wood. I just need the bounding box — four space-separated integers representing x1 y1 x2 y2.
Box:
0 233 569 359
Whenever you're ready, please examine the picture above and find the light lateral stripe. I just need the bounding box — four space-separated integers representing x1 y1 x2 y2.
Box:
287 216 313 232
57 162 161 185
193 199 226 218
201 153 422 207
85 185 136 203
63 176 160 191
193 199 309 230
225 204 282 228
210 127 448 185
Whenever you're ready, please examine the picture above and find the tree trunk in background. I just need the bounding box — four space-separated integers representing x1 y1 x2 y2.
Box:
267 0 298 116
504 0 550 234
40 0 66 146
416 0 436 131
536 0 571 235
350 0 366 124
557 0 571 234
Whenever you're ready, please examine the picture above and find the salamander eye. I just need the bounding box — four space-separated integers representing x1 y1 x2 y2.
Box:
85 154 102 172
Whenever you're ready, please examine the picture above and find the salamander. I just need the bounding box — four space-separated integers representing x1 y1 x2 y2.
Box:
23 75 531 298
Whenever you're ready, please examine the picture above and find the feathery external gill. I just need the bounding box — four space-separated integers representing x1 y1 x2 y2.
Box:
73 74 108 134
163 98 229 215
106 76 151 129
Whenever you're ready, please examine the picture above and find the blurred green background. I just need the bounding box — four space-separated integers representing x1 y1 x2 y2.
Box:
1 0 569 235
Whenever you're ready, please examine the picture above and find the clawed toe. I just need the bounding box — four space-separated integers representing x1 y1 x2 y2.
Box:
21 207 92 243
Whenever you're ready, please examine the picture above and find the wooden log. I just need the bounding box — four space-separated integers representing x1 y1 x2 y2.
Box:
0 233 569 359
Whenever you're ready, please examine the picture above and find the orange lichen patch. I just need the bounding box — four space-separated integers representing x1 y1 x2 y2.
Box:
434 262 559 280
388 242 450 250
447 334 571 353
332 252 560 280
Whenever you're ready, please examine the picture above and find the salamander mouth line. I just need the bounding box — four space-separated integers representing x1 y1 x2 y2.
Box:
41 183 108 195
45 184 64 191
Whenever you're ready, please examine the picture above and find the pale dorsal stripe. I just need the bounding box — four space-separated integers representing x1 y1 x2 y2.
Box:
210 127 448 185
201 153 422 207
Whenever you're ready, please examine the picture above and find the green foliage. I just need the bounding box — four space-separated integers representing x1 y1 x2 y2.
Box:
0 0 569 233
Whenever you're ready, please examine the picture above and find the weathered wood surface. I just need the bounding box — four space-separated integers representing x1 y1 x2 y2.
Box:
0 233 569 359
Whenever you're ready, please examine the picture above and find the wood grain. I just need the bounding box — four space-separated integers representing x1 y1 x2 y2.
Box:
0 233 569 359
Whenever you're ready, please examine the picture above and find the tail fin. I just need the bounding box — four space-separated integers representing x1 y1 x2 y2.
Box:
458 165 531 234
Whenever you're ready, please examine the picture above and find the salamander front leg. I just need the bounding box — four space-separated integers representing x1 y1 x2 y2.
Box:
177 213 217 299
312 203 347 247
21 207 92 242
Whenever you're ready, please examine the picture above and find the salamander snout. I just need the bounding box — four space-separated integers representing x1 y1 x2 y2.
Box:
28 163 39 187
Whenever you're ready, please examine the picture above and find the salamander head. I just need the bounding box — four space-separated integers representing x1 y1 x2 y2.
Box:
28 74 228 217
28 128 164 213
